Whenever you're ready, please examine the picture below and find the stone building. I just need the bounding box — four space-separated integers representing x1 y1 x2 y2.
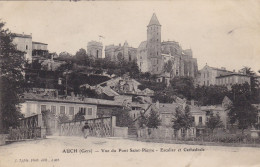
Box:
161 41 198 77
137 41 148 72
198 64 251 88
136 13 198 76
13 33 33 62
105 41 137 62
147 13 163 74
32 41 48 58
216 73 251 88
87 41 103 59
198 64 233 86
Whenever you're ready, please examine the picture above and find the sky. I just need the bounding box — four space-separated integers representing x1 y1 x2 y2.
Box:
0 0 260 72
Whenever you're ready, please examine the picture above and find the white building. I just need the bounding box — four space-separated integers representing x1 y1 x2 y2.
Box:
13 33 32 62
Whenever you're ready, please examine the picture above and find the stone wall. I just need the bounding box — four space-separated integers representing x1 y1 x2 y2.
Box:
0 134 7 145
113 126 128 138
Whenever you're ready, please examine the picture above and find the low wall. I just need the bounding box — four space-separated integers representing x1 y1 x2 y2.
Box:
137 126 196 140
113 127 128 138
137 127 175 140
0 134 7 146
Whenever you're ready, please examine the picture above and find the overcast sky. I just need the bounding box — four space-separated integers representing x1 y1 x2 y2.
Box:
1 0 260 72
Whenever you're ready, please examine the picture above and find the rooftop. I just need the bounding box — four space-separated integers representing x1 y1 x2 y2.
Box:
32 41 48 45
13 33 32 38
216 73 251 78
23 93 123 107
148 13 161 27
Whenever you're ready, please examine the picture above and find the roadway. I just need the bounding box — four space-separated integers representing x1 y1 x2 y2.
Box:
0 136 260 167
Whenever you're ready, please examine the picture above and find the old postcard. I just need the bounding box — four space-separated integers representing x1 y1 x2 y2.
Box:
0 0 260 167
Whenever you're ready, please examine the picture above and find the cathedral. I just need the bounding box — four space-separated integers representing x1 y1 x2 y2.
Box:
104 41 137 62
137 13 198 77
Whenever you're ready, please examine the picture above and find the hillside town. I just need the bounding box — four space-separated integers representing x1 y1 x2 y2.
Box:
1 13 260 146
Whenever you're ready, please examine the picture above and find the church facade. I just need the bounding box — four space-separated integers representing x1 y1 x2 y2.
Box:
137 13 198 77
105 41 137 62
87 41 103 59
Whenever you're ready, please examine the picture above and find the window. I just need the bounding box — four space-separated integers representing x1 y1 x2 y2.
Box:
140 56 142 59
207 80 209 86
157 59 158 64
88 108 92 115
69 107 74 115
26 45 28 50
60 106 65 115
157 52 158 56
79 107 86 115
157 67 158 71
96 50 99 58
199 116 202 123
51 106 56 114
41 105 47 112
157 39 158 42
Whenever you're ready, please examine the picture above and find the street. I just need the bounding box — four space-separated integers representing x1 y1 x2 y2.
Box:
1 136 260 167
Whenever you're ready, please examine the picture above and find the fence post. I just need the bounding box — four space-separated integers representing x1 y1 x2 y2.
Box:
37 114 46 138
111 116 116 137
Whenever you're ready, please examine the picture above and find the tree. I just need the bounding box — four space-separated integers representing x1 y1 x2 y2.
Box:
228 83 258 134
172 106 193 138
111 108 134 128
73 111 85 122
147 107 161 129
58 114 69 124
244 67 259 103
170 76 195 100
56 61 73 72
74 48 91 66
194 85 229 106
58 52 73 61
129 60 140 79
163 60 173 73
0 21 25 133
206 112 223 133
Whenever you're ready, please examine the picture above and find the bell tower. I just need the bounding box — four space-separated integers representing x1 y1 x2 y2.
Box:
147 13 162 74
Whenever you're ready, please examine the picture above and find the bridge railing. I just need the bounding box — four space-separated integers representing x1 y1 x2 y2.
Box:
60 116 116 137
7 114 46 141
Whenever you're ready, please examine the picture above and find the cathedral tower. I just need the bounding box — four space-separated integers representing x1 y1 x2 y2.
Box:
147 13 162 74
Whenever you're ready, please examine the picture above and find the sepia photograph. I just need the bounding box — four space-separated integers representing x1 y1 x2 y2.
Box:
0 0 260 167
